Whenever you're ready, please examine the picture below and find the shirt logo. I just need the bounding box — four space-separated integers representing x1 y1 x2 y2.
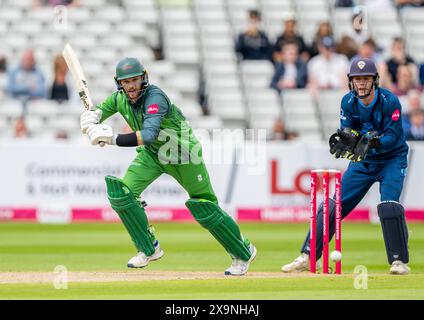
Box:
147 104 159 114
357 61 366 69
391 109 400 121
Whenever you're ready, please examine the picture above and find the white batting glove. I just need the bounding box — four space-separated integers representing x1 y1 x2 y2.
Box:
86 124 116 146
80 109 102 134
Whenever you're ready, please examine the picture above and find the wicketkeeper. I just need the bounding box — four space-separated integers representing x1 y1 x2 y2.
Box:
282 58 410 275
80 57 256 276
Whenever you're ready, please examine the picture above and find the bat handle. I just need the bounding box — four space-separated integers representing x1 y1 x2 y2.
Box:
99 142 106 147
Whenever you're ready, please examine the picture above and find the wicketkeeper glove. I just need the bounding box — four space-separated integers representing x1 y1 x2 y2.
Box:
349 131 381 162
329 128 360 159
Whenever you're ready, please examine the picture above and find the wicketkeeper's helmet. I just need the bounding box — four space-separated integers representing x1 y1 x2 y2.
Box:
347 57 379 98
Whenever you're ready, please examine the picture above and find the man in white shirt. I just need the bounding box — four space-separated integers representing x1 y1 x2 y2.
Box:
307 37 349 93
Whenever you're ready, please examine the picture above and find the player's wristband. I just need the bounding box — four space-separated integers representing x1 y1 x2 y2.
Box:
115 132 138 147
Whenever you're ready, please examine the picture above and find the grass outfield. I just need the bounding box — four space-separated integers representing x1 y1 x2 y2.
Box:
0 222 423 299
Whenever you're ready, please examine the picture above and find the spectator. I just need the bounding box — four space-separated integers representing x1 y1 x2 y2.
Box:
395 0 424 9
335 0 354 6
273 12 308 63
270 42 308 93
307 37 349 93
32 0 79 7
0 54 6 73
392 64 421 97
14 117 29 138
6 49 46 111
351 38 381 63
268 118 298 141
336 35 358 60
55 130 69 140
386 37 415 86
49 55 70 103
235 10 272 61
405 109 424 141
0 54 7 101
309 21 334 58
402 89 423 132
403 89 423 114
420 63 424 86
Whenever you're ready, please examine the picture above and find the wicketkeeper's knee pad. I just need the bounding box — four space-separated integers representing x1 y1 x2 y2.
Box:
185 199 251 261
105 175 155 255
377 201 409 264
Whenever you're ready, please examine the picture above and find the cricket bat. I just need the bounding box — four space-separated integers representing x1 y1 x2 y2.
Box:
62 43 105 146
62 43 94 111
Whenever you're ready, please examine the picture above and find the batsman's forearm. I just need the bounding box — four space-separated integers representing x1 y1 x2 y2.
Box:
115 131 143 147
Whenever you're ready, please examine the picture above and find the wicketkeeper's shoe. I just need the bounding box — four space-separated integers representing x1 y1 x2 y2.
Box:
281 253 321 273
390 260 410 275
224 244 257 276
127 240 164 268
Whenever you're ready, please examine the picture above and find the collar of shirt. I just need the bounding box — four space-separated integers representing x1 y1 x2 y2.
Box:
358 88 379 109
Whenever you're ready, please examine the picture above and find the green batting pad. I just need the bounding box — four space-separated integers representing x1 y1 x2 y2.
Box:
105 175 155 255
186 199 251 261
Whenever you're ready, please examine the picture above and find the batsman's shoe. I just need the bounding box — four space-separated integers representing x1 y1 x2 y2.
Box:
127 240 164 268
281 253 321 273
224 244 257 276
390 260 410 275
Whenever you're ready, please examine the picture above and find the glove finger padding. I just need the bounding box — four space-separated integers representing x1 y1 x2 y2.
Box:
353 136 370 161
80 109 103 134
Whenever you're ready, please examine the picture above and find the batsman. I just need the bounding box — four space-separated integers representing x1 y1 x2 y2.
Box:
282 58 410 275
79 57 256 276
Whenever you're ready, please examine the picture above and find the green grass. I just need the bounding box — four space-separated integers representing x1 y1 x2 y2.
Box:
0 222 424 299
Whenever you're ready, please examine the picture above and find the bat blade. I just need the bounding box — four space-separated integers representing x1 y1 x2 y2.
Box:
62 43 94 111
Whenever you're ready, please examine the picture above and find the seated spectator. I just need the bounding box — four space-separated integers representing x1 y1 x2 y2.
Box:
336 0 354 6
55 130 69 140
0 54 7 101
395 0 424 9
336 35 358 60
268 118 298 141
402 89 423 132
307 37 349 93
273 12 308 63
32 0 79 7
405 109 424 141
351 38 381 64
235 10 272 61
419 63 424 86
392 64 421 98
386 37 415 86
49 55 70 103
14 117 30 138
270 42 307 93
6 49 46 111
309 21 334 58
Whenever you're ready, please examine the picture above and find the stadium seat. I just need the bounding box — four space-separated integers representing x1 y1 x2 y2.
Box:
94 6 125 23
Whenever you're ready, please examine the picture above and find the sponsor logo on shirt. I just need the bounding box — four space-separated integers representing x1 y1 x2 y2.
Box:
147 104 159 114
391 109 400 121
